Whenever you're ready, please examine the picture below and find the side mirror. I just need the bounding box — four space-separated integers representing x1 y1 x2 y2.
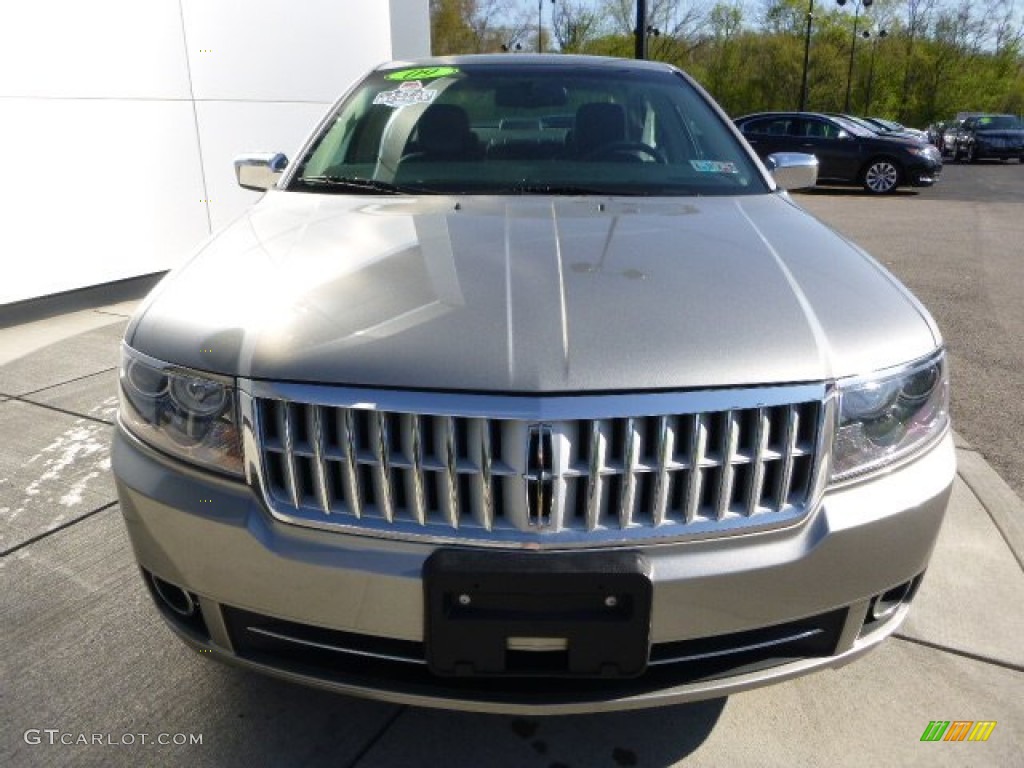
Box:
234 152 288 191
765 152 818 191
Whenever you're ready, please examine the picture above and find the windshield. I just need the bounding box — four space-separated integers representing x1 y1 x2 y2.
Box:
289 62 767 197
976 115 1023 130
830 115 877 138
871 118 905 131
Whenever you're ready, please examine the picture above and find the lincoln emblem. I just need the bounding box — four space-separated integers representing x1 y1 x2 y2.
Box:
524 423 554 526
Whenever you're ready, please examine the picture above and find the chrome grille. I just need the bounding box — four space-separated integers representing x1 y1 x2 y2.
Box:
245 384 828 547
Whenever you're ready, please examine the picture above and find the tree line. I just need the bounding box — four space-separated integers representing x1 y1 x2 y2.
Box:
429 0 1024 126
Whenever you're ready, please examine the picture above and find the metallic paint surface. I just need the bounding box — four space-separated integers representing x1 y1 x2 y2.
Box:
127 192 938 393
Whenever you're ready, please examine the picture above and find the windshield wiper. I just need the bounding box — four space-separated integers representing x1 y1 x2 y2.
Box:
295 176 412 194
504 184 638 196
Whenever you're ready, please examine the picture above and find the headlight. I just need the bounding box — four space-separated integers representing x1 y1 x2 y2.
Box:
119 344 243 476
831 351 949 482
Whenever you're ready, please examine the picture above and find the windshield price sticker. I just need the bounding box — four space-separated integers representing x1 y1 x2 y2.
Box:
373 81 438 108
385 66 460 81
690 160 739 174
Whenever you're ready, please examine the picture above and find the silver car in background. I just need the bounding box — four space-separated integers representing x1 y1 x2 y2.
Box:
114 55 954 714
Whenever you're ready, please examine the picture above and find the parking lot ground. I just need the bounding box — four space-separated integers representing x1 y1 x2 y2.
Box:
796 162 1024 500
3 191 1024 766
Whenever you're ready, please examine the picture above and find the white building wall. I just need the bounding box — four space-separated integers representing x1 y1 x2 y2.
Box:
0 0 430 305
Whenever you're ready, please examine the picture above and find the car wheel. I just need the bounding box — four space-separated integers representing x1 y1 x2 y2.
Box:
965 143 977 163
862 159 901 194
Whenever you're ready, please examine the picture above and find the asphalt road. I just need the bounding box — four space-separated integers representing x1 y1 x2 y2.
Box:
797 160 1024 498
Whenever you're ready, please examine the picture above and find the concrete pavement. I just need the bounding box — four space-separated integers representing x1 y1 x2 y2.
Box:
798 163 1024 500
2 297 1022 768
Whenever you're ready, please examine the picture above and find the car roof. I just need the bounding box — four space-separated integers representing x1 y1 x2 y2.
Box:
377 53 677 74
733 111 838 122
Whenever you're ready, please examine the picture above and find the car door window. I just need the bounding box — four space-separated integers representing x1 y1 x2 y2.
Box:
742 117 792 136
794 118 840 140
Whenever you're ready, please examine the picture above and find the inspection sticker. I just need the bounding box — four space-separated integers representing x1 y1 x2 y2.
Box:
385 66 460 81
373 81 437 108
690 160 738 174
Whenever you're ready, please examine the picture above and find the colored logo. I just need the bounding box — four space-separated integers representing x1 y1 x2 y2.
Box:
385 66 460 81
920 721 997 742
373 81 438 109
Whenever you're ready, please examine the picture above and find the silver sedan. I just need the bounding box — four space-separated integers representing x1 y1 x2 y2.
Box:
113 55 953 713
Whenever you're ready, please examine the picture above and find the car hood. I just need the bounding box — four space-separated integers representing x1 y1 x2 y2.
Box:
974 128 1024 139
128 191 939 392
866 134 920 149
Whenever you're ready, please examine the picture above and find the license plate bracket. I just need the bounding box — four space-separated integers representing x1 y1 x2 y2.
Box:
424 549 652 678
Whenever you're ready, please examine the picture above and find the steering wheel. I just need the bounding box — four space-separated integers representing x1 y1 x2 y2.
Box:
583 141 667 163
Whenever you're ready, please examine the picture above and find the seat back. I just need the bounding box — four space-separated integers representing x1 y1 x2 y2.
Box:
406 104 479 161
572 103 627 156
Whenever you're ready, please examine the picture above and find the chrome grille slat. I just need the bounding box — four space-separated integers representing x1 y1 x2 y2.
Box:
373 411 394 523
311 405 331 514
476 419 494 530
776 405 799 511
716 411 739 521
683 414 706 524
651 415 672 526
341 409 362 518
442 416 459 528
281 403 300 509
746 407 769 516
407 414 427 525
619 417 638 529
585 419 605 532
253 390 825 546
550 426 569 531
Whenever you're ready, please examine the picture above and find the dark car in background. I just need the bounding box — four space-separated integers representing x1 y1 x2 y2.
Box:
867 117 929 143
735 111 942 193
951 114 1024 163
927 121 956 154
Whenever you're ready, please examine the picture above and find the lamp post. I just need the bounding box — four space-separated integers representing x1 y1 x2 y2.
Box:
798 0 814 111
862 27 888 113
538 0 555 53
636 0 648 59
837 0 873 113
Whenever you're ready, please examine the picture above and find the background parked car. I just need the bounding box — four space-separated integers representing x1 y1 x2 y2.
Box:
867 117 929 142
941 120 964 157
951 114 1024 163
819 114 933 145
735 111 942 193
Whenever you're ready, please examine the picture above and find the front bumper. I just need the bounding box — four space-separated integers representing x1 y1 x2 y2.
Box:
113 428 955 714
906 157 942 186
974 143 1024 160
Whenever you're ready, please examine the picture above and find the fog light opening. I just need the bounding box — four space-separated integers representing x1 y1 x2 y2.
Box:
871 581 913 622
151 574 198 617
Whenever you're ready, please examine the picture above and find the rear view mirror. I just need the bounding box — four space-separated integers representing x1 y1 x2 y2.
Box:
495 82 568 109
234 152 288 191
765 152 818 191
